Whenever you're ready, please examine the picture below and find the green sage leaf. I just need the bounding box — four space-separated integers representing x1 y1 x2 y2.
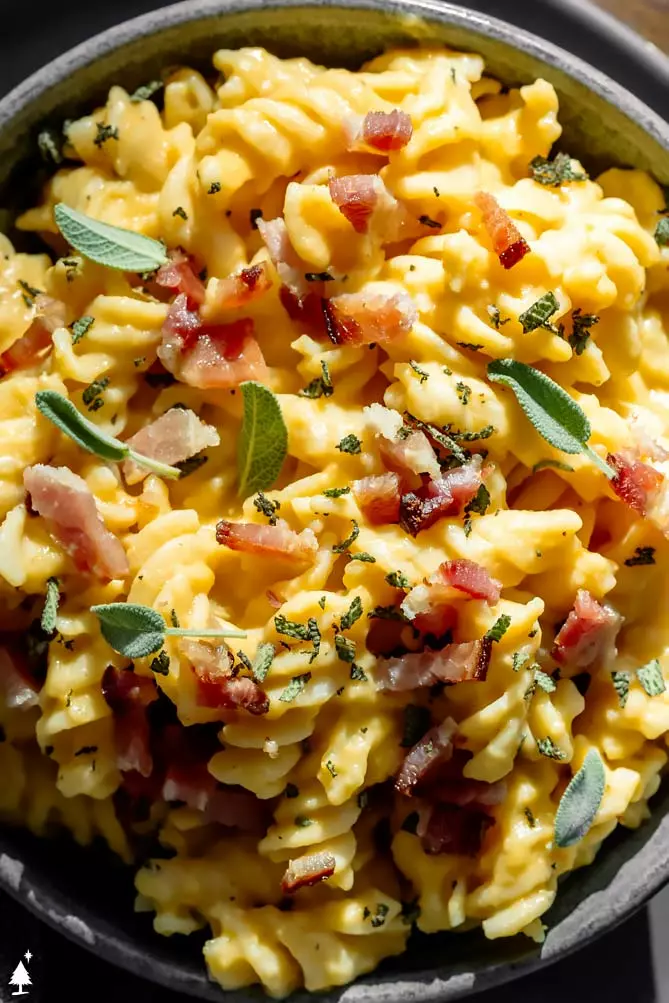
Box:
237 381 288 497
636 658 666 697
41 577 60 635
487 359 614 479
54 203 168 272
554 748 605 848
92 602 166 658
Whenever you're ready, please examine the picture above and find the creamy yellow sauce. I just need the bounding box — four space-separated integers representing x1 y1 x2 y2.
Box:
0 45 668 996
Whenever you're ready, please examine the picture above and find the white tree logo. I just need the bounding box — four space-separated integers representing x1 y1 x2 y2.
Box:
9 953 32 996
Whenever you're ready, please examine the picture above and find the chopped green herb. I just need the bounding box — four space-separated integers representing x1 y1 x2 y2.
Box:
625 546 656 567
409 360 429 384
340 596 363 631
82 376 110 412
654 216 669 247
324 486 350 498
367 605 407 622
455 381 471 405
400 898 421 925
69 315 95 345
294 815 313 827
335 634 356 663
299 360 333 399
337 433 362 454
252 642 275 683
18 280 43 309
568 309 599 355
386 570 411 590
170 608 179 627
401 704 431 748
130 80 164 103
306 618 321 663
448 425 495 442
457 342 484 351
333 519 360 554
253 492 281 525
464 483 491 522
325 760 338 778
418 215 442 229
488 304 510 329
318 596 327 610
207 181 221 194
403 412 467 465
93 123 119 148
529 152 588 187
611 670 631 708
279 673 312 702
485 614 511 643
535 669 556 693
74 745 98 756
350 663 368 682
536 736 566 760
519 292 559 333
274 615 309 641
512 651 530 672
172 206 188 220
150 650 170 675
305 271 334 282
41 577 60 635
524 806 536 828
369 903 390 928
349 552 376 563
636 658 665 697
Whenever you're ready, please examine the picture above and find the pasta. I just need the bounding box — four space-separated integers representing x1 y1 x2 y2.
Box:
1 41 668 997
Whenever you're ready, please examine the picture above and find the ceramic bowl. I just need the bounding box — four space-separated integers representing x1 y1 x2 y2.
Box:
0 1 668 999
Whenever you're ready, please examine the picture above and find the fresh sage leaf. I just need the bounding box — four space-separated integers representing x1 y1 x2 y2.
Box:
54 203 168 272
92 602 246 658
35 390 181 479
237 381 288 498
252 642 275 683
554 748 605 848
487 359 614 479
636 658 665 697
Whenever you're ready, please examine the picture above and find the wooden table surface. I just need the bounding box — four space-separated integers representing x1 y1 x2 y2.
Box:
596 0 669 52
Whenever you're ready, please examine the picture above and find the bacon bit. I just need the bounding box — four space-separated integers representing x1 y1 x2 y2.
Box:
366 617 409 657
376 638 492 692
216 519 318 566
266 590 286 609
122 408 219 485
162 762 265 829
474 191 531 270
278 287 329 338
0 646 40 710
607 451 664 516
412 604 458 640
194 670 269 715
379 434 441 483
102 666 157 778
156 250 206 307
257 217 309 299
552 589 621 669
23 464 129 581
353 473 401 525
0 295 67 377
361 110 413 152
418 803 495 856
329 175 378 234
327 290 417 346
399 460 483 536
281 851 337 894
158 295 267 390
213 262 273 310
430 559 501 605
395 718 457 797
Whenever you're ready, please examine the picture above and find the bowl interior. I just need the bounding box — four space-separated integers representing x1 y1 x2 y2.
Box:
0 2 668 1001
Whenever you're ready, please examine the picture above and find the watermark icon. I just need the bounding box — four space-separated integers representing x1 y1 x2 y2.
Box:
8 953 32 996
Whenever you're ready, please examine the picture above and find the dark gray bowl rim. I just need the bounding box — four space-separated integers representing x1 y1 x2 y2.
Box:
1 1 669 1001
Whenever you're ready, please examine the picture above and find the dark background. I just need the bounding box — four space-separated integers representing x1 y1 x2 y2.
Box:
0 0 667 1000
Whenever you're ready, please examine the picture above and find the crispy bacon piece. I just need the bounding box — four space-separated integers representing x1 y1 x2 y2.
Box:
376 638 492 692
607 451 664 516
158 295 267 390
257 217 309 299
412 604 458 640
361 110 413 152
281 851 337 894
122 408 220 485
162 755 266 830
156 250 206 307
474 191 531 269
399 460 483 536
329 175 378 234
327 290 416 346
24 464 129 581
279 287 329 338
428 559 501 605
0 646 40 710
194 670 269 715
102 666 158 778
418 803 495 856
216 519 318 566
213 262 273 310
352 472 401 525
0 295 67 377
552 589 622 669
395 718 457 796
